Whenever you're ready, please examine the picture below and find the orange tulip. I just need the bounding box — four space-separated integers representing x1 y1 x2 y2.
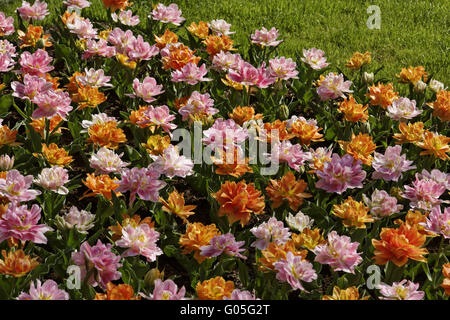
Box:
372 223 428 267
427 90 450 122
397 66 428 85
0 249 39 277
339 133 377 166
154 29 178 49
322 286 369 300
160 189 196 222
81 173 120 200
345 51 371 70
179 222 221 264
95 282 140 300
416 131 450 160
187 21 209 39
338 95 369 122
212 180 265 227
40 143 73 167
203 34 235 56
266 171 311 211
87 121 127 150
366 82 399 109
196 276 234 300
332 196 373 229
393 121 425 144
228 106 263 126
258 240 307 272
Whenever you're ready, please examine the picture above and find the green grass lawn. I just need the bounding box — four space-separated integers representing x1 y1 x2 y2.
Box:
2 0 449 82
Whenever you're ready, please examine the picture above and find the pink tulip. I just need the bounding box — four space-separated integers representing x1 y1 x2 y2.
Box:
116 167 166 206
116 224 163 262
149 145 194 179
0 12 15 36
18 280 69 300
200 233 247 259
171 63 211 85
0 169 41 202
0 202 52 244
150 3 185 26
313 231 362 273
11 73 53 100
317 72 353 101
178 91 217 121
422 206 450 238
19 49 54 77
316 154 366 194
301 48 329 70
274 252 317 291
146 279 186 300
17 0 49 21
372 145 416 182
251 27 283 47
131 76 164 103
250 217 291 250
126 35 159 61
82 39 116 59
111 9 140 26
138 105 176 134
71 240 122 289
228 60 276 88
269 57 299 80
31 89 73 120
378 280 424 300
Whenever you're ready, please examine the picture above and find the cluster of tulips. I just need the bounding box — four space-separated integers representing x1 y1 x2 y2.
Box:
0 0 448 300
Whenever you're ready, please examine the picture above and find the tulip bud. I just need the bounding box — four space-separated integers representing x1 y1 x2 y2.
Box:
144 268 164 288
0 155 14 171
279 104 290 120
99 30 111 41
0 195 9 217
274 79 283 91
390 187 403 202
37 38 47 49
428 79 445 93
363 72 374 84
413 80 427 94
75 39 87 51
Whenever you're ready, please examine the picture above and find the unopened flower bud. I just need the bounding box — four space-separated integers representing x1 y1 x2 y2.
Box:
390 187 403 202
428 79 445 93
279 104 290 120
413 80 427 94
37 38 47 49
144 268 164 288
363 72 374 84
75 39 87 51
0 155 14 171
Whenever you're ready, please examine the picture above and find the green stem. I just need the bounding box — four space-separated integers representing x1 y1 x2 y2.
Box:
13 102 29 121
433 236 445 272
432 237 446 289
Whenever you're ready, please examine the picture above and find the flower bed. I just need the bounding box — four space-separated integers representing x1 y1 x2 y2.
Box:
0 0 448 300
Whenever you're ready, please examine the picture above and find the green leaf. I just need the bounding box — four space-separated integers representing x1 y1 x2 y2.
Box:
237 260 249 288
163 245 177 257
422 263 433 282
55 43 79 72
26 124 42 153
325 127 336 141
0 94 13 116
125 145 142 162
